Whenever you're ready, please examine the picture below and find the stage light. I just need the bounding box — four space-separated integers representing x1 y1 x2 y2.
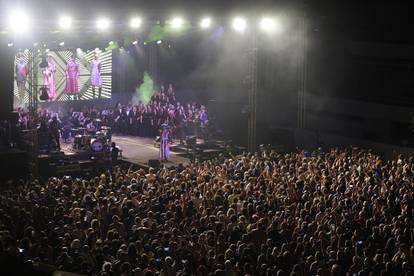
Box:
130 17 142 29
24 48 29 53
200 17 211 29
7 42 13 47
45 48 50 53
59 41 65 46
260 17 281 33
76 48 82 53
171 17 184 29
108 41 114 45
96 18 110 30
156 40 162 44
8 10 30 34
132 40 138 45
58 16 72 29
232 17 247 32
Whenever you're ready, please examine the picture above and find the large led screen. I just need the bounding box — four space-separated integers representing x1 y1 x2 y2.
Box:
13 49 112 106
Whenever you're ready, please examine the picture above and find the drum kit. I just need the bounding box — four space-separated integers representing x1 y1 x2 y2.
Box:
73 126 111 152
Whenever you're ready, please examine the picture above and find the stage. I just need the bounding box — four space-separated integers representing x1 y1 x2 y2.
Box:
60 135 229 169
111 135 191 167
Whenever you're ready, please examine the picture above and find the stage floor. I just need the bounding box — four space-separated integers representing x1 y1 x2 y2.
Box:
112 135 190 167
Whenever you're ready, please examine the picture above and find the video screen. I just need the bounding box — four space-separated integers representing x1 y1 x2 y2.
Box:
13 49 112 106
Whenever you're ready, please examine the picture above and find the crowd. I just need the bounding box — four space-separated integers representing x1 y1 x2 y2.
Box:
0 147 413 275
15 84 209 144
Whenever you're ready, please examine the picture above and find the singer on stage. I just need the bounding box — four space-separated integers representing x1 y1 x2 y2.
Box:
159 124 170 162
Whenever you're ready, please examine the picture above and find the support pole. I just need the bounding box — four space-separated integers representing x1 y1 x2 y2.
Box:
297 13 308 129
247 32 258 152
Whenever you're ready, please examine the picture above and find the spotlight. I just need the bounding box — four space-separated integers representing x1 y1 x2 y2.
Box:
58 16 72 29
8 10 30 34
260 17 280 33
156 40 162 45
7 42 13 47
94 48 101 53
76 48 82 53
200 17 211 29
130 17 142 29
59 41 65 46
96 18 110 30
132 40 138 45
45 48 50 53
170 17 184 29
24 48 29 53
232 17 247 32
108 41 114 45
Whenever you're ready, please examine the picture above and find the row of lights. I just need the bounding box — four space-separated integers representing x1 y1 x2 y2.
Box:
7 10 281 34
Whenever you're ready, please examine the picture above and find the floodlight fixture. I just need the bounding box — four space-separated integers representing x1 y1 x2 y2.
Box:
232 17 247 32
130 17 142 29
200 17 212 29
59 16 72 29
171 17 184 29
8 10 30 34
96 18 110 30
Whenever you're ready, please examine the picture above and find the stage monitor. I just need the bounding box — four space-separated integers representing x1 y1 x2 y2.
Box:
13 49 112 107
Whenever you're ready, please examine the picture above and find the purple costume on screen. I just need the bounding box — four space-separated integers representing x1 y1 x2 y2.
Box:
90 59 102 87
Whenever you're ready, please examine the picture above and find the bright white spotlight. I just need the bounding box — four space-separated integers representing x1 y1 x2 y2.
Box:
260 17 281 33
171 17 184 29
45 48 50 53
108 41 114 45
7 42 13 47
94 48 101 53
96 18 110 30
156 40 162 45
59 41 65 46
130 17 142 29
24 48 29 53
59 16 72 29
8 10 30 34
76 48 82 53
232 17 247 32
132 40 138 45
200 17 211 29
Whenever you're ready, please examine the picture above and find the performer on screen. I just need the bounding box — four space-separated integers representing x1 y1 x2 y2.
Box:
15 53 27 103
90 54 103 98
42 54 57 101
65 54 79 100
159 123 170 162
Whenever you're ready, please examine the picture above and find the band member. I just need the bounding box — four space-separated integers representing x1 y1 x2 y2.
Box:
42 54 57 101
90 54 103 98
114 103 127 134
48 115 61 151
86 120 97 133
65 54 79 100
15 53 27 103
159 124 170 162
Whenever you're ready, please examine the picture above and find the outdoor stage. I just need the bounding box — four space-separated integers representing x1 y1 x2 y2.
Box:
60 135 228 169
111 135 191 167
